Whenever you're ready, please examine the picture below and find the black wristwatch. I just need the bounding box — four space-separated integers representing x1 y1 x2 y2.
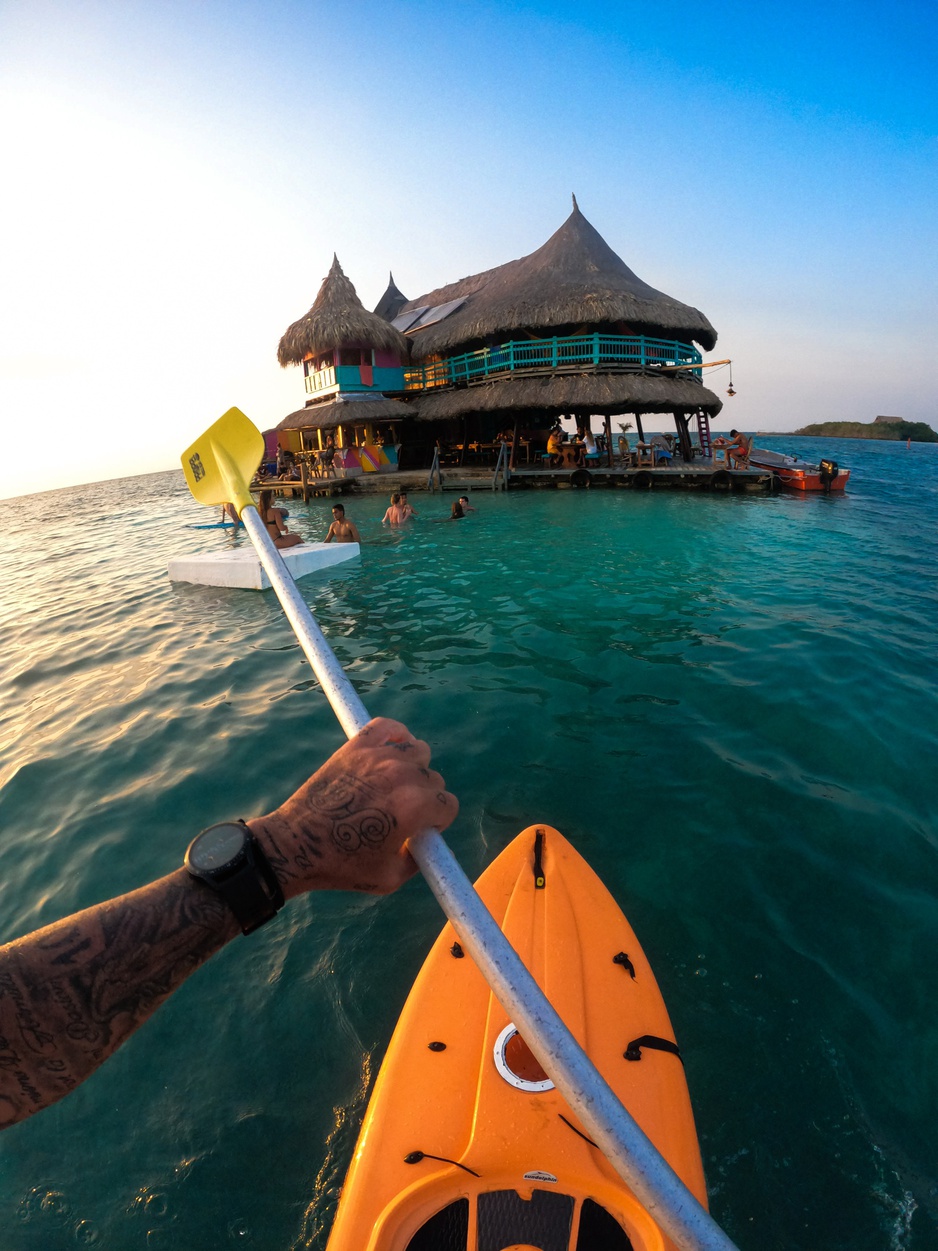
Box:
185 820 285 935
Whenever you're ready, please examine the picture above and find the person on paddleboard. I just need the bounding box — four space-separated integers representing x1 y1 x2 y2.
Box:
324 503 361 544
259 489 302 549
0 719 457 1131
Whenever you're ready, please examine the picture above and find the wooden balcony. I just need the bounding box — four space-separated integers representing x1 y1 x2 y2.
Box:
403 334 702 393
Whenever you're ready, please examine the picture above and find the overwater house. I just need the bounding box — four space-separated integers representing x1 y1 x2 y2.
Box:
276 256 415 477
276 199 728 482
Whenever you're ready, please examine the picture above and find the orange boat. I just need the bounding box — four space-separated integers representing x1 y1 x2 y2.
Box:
748 447 850 492
326 826 708 1251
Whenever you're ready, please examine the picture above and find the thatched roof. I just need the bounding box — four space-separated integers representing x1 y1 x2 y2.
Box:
411 373 722 422
400 198 717 358
277 396 415 431
373 273 408 323
277 256 410 366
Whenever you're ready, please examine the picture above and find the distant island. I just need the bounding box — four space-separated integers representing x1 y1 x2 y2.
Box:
792 416 937 443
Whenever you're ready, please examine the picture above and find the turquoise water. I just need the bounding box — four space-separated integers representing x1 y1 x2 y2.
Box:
1 436 937 1250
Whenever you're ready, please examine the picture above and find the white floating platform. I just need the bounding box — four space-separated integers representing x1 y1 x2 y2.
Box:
168 542 360 590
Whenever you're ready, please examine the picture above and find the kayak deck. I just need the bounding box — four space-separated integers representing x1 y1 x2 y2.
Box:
326 826 706 1251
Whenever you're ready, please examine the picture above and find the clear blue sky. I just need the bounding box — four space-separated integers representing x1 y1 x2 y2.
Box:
1 0 935 497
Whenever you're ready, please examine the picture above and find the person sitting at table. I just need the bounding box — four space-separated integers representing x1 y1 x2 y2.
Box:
713 430 750 469
581 428 599 463
547 426 563 467
570 428 589 467
278 452 300 481
650 434 674 465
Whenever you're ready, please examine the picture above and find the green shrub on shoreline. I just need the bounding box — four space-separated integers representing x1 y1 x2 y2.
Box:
792 420 937 442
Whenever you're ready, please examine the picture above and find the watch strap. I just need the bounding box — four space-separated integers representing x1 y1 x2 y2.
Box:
188 821 285 935
222 827 285 934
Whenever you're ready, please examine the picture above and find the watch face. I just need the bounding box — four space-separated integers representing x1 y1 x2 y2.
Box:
189 823 246 872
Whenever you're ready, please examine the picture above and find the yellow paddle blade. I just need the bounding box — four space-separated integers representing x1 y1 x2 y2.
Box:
180 407 264 515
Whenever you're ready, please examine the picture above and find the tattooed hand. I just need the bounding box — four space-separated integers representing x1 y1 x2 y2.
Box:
247 718 457 898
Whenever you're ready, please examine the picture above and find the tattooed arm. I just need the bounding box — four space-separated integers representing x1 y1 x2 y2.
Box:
0 718 457 1130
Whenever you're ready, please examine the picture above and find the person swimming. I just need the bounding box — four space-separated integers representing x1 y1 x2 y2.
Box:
324 503 362 544
382 493 406 527
398 493 418 521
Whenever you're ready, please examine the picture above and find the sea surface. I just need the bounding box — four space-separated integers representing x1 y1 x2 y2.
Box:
1 436 936 1251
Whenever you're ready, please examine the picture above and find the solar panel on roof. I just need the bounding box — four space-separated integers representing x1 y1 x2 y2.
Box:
407 298 466 331
391 307 429 332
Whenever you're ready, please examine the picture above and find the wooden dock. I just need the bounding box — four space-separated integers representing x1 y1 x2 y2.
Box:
253 460 774 501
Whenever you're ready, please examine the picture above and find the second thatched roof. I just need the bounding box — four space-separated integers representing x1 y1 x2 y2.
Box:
397 199 718 358
277 396 415 431
278 256 410 366
411 373 722 421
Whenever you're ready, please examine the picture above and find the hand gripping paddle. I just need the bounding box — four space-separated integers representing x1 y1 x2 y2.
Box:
180 408 739 1251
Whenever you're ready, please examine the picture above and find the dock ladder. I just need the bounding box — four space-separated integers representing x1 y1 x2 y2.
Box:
492 442 510 491
695 410 713 459
427 447 443 492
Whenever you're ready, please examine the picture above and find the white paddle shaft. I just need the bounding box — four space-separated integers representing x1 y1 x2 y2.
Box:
240 505 740 1251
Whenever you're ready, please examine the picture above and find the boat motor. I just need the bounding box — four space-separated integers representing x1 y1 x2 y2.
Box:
819 458 839 493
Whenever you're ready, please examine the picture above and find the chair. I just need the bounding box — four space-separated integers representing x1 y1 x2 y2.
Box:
727 435 752 470
617 436 637 468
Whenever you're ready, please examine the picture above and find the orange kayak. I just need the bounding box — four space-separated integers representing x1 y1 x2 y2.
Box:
326 825 708 1251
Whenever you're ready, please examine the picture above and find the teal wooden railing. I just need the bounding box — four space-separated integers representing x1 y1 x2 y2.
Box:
404 334 701 392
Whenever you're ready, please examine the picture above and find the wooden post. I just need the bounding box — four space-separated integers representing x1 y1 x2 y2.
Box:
300 458 310 503
604 415 613 467
635 413 646 443
675 414 693 462
509 416 520 471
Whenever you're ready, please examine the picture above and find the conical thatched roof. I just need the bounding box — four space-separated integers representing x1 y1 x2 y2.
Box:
412 373 722 422
400 199 717 359
373 272 408 323
277 256 410 366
